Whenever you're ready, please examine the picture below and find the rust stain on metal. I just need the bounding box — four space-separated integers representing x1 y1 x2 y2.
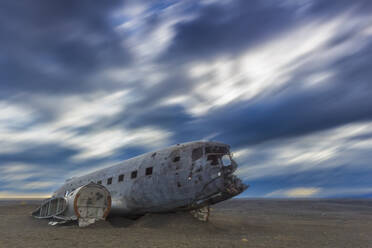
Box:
103 195 112 219
73 192 81 218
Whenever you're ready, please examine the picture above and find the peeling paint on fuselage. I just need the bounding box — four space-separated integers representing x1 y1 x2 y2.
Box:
53 141 247 216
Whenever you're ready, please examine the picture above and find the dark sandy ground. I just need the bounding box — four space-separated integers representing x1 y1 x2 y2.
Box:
0 199 371 248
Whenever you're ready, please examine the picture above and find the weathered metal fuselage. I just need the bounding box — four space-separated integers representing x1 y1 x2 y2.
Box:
53 141 248 216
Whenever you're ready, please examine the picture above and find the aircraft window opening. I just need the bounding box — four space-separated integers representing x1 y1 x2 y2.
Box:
221 155 231 166
206 146 228 154
192 148 203 161
107 177 112 185
207 155 220 165
131 170 137 179
118 174 124 182
97 180 102 185
173 156 180 162
146 167 153 176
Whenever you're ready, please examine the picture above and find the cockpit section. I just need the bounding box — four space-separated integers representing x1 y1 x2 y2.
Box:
188 143 248 208
203 145 237 173
205 145 228 165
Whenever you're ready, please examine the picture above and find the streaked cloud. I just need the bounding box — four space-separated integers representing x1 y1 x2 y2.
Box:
266 187 372 198
236 121 372 181
266 187 321 198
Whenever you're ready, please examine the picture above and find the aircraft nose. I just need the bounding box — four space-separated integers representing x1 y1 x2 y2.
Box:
224 174 249 196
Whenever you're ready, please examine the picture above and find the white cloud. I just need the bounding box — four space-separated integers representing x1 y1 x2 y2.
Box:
1 163 36 173
266 187 321 198
0 163 63 195
105 3 372 120
201 0 232 6
19 181 57 190
0 163 63 183
53 90 130 128
236 121 372 180
266 186 372 198
0 173 39 182
0 89 172 162
303 71 334 88
119 1 148 18
0 101 35 131
69 126 171 161
182 11 372 116
116 2 196 62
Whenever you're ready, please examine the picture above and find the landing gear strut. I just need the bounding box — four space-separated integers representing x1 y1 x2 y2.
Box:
190 206 210 221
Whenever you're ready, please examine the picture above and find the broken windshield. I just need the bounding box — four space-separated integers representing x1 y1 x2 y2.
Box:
205 145 229 166
221 155 231 166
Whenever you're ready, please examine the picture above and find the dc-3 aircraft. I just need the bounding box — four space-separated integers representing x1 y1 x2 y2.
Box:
32 141 248 227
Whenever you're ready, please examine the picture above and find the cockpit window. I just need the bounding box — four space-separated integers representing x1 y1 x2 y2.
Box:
205 146 229 166
207 155 219 165
221 155 231 166
192 148 203 161
205 146 228 154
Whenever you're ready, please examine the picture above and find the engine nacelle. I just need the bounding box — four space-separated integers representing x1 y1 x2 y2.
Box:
64 182 111 226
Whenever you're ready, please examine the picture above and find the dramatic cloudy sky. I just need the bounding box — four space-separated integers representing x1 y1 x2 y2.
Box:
1 0 372 198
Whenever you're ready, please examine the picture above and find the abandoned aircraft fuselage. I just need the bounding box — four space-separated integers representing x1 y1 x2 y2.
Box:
35 141 247 225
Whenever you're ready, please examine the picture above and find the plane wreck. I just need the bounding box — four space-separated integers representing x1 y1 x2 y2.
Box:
32 141 248 226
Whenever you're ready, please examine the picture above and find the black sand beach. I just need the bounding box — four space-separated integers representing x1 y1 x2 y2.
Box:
0 199 371 248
